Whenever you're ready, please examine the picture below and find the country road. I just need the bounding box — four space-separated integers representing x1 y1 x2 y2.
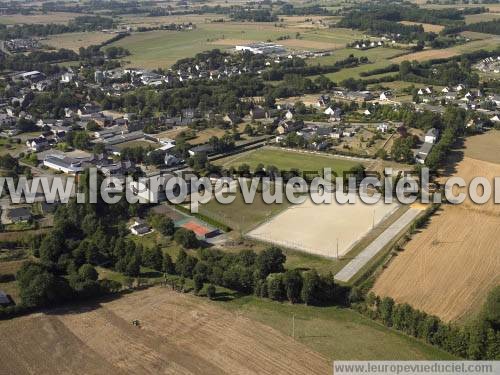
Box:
334 207 422 283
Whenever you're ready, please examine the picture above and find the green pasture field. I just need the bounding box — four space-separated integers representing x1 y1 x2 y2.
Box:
111 24 369 68
308 47 404 81
199 188 291 233
214 147 362 175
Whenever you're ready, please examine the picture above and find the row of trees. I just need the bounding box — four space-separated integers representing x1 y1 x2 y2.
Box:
0 48 78 73
443 19 500 35
170 246 349 305
352 290 500 360
261 55 366 82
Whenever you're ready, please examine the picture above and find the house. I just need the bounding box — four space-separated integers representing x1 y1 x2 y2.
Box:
316 95 330 108
324 107 335 116
188 144 214 157
489 94 500 107
250 107 266 120
60 72 74 83
441 87 450 93
331 129 343 139
277 120 302 135
0 290 12 307
18 70 44 82
490 115 500 123
284 109 294 120
7 207 31 223
363 109 371 116
311 140 329 151
129 218 152 236
40 201 60 215
379 91 391 101
26 136 48 152
424 128 439 144
444 92 458 100
223 113 241 126
78 103 101 117
0 113 15 127
466 118 484 132
181 108 197 119
347 91 373 102
98 160 134 178
327 108 342 122
456 84 465 92
377 123 389 133
165 153 182 167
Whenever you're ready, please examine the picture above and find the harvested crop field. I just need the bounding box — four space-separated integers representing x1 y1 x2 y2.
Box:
462 130 500 164
247 195 399 258
0 12 84 25
392 48 459 63
372 156 500 322
392 36 500 62
399 21 444 33
0 287 329 374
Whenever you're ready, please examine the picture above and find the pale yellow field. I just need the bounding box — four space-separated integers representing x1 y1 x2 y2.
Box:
372 155 500 322
462 130 500 165
247 195 399 258
0 12 85 25
43 31 116 51
399 21 444 33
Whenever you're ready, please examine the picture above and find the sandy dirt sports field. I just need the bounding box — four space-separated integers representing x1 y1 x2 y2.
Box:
0 287 329 375
372 155 500 322
247 195 399 258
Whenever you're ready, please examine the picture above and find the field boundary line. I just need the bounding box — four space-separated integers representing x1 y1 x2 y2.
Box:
334 208 421 283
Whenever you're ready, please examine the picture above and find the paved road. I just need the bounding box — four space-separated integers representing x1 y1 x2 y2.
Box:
334 207 421 283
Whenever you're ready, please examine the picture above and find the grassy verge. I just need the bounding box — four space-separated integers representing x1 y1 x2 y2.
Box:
218 295 457 360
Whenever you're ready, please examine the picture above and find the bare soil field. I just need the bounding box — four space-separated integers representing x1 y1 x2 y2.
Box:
372 156 500 322
399 21 444 33
0 287 329 374
247 195 399 258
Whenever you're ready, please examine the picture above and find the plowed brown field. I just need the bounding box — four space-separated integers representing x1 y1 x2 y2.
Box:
0 287 330 374
372 155 500 322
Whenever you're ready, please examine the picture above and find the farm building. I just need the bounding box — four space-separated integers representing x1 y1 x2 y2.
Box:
235 42 286 55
